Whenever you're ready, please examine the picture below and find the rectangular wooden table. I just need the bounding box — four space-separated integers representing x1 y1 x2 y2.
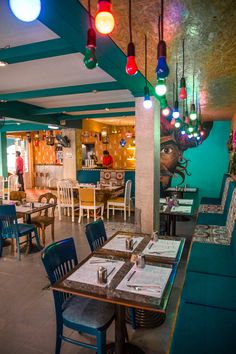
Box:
52 231 185 354
160 199 195 236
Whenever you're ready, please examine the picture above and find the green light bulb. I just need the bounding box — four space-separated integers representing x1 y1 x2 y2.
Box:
84 47 97 70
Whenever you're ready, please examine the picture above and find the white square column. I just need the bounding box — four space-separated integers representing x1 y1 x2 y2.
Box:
135 97 160 234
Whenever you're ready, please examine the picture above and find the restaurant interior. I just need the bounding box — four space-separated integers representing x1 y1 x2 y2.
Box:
0 1 236 354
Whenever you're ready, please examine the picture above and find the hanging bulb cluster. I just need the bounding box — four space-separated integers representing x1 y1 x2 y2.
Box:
126 0 138 76
95 0 115 35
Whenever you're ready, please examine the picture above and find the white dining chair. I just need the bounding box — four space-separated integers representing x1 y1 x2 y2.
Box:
8 175 19 200
57 180 79 222
0 176 4 200
107 180 132 221
78 187 104 223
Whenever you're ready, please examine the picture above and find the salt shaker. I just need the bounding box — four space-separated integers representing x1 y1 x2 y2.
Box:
151 231 159 242
126 238 133 250
97 266 107 284
136 253 145 268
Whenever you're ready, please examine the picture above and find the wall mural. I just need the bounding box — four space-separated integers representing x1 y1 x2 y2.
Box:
160 116 213 190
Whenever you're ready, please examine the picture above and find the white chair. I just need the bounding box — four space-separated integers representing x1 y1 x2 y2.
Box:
8 175 19 200
107 180 132 221
78 187 104 224
0 176 4 200
57 180 79 222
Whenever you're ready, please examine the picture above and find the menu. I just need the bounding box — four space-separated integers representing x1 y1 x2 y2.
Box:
143 239 181 258
67 256 125 287
102 234 144 253
116 264 172 298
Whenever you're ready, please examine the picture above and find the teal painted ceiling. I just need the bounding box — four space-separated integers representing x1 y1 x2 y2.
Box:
0 0 151 132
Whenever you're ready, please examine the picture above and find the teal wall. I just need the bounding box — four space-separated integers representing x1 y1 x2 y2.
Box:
171 121 231 203
0 132 7 178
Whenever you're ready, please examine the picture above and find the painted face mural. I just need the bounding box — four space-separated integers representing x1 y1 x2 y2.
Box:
160 116 212 189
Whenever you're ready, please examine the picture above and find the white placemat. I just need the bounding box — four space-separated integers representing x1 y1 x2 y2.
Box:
67 256 125 287
160 198 193 205
143 239 181 258
171 205 192 214
102 234 144 253
116 264 172 298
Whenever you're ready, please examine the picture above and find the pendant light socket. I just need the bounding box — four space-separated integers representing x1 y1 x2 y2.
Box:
87 28 96 47
157 40 167 58
127 42 135 56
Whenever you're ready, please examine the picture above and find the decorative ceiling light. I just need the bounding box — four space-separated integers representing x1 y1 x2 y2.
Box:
126 0 138 76
156 1 169 79
84 0 98 70
190 74 197 121
95 0 115 35
48 125 59 130
179 39 187 100
155 79 167 97
120 138 126 147
126 131 133 138
172 67 180 119
174 118 182 128
143 35 152 109
9 0 41 22
0 60 8 67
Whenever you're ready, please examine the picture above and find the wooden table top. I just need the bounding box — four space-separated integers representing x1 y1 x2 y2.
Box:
52 232 185 314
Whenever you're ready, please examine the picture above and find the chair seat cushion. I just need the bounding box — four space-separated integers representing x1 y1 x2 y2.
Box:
170 303 236 354
31 216 54 227
196 212 226 226
200 197 221 205
62 295 114 331
187 242 236 277
107 197 124 204
18 223 36 236
181 272 236 311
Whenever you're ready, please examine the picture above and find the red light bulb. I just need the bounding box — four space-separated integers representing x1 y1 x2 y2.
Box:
171 118 175 125
126 42 138 76
95 0 115 35
200 130 205 136
179 87 187 100
162 107 171 117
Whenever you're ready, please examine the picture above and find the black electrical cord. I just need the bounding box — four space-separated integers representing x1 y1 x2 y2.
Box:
129 0 132 42
88 0 92 28
160 0 164 40
192 74 195 103
176 61 178 99
182 39 185 76
144 34 148 87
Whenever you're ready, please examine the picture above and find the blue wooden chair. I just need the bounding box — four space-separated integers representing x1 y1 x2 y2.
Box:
41 237 115 354
0 205 41 260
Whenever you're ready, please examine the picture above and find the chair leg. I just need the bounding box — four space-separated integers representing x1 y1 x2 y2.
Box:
16 237 21 261
87 209 89 220
113 206 115 216
51 223 55 243
128 202 131 217
55 322 63 354
42 226 46 246
72 207 74 223
58 205 62 221
124 207 126 221
107 204 109 219
94 209 96 221
33 228 42 249
79 208 82 223
129 307 137 329
101 205 104 220
96 331 106 354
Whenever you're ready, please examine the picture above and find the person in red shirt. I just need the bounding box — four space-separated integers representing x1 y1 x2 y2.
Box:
15 151 24 191
102 150 113 169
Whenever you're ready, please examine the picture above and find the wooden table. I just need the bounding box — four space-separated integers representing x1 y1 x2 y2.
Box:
160 199 195 236
4 201 56 253
52 232 185 354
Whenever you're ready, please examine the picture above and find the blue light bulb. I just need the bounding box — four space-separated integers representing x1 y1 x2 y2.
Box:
9 0 41 22
156 56 169 79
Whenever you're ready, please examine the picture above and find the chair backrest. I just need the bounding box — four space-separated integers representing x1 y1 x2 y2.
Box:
10 191 26 201
124 180 132 206
8 175 19 199
57 180 74 207
41 237 78 307
85 220 107 252
0 205 19 239
38 192 57 216
79 188 96 207
0 176 4 199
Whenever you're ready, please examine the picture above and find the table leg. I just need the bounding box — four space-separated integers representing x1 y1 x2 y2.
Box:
171 215 176 236
115 305 145 354
166 214 171 235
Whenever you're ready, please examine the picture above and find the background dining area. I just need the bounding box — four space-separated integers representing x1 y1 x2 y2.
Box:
0 1 236 354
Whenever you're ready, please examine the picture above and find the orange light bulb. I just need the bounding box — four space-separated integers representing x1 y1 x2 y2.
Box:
95 1 115 35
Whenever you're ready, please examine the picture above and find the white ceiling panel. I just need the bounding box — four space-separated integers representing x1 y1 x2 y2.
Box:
68 107 135 115
21 89 134 108
0 53 115 93
0 1 58 48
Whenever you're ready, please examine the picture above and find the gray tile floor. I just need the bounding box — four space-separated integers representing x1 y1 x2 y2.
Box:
0 213 194 354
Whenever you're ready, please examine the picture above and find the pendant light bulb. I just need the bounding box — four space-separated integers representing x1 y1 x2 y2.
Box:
84 28 98 70
172 100 180 119
179 77 187 100
174 118 182 129
162 107 171 118
155 79 167 97
156 40 169 79
188 125 194 133
143 86 152 110
95 0 115 35
126 42 138 76
9 0 41 22
181 127 186 135
190 103 197 120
